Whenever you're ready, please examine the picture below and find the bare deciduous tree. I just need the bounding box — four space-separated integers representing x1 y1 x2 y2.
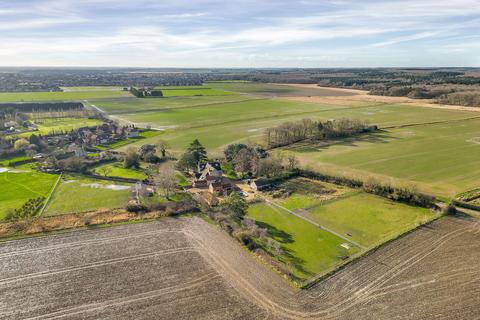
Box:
153 163 177 200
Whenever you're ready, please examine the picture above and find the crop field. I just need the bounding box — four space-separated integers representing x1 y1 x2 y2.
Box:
0 169 58 220
289 119 480 197
44 175 131 216
2 216 476 319
90 95 258 114
207 81 358 97
0 90 131 102
106 94 480 160
61 86 126 92
159 88 234 97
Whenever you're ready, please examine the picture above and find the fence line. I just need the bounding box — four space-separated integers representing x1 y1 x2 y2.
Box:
39 173 62 216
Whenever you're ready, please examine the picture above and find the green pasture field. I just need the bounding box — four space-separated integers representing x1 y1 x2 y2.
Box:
14 118 102 138
44 175 131 216
305 192 435 247
0 90 131 102
207 81 357 97
247 202 358 281
159 88 234 97
60 86 125 92
114 98 478 157
93 162 147 180
91 95 254 114
288 119 480 197
0 170 58 220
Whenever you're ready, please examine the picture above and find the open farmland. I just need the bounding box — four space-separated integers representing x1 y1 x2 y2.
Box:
247 202 359 281
207 81 358 97
1 216 477 319
91 83 480 197
0 90 131 102
306 192 435 246
0 169 58 220
90 95 253 114
157 87 234 97
288 119 480 197
247 178 437 280
44 175 131 216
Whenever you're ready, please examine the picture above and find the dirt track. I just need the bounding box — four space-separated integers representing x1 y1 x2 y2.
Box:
1 216 479 319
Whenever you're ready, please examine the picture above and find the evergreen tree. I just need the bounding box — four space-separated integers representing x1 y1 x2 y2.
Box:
187 139 207 164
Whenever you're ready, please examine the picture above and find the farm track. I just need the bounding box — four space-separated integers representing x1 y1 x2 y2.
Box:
0 216 478 319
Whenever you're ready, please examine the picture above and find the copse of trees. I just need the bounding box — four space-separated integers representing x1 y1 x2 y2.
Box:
130 87 163 98
264 118 377 148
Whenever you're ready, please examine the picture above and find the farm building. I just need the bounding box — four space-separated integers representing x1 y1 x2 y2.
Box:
250 179 273 191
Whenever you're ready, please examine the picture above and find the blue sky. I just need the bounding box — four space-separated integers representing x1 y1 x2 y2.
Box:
0 0 479 67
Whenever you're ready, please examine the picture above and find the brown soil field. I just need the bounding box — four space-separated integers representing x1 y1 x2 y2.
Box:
283 84 480 112
0 215 478 319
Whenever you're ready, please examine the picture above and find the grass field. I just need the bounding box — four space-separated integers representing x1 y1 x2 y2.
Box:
61 86 125 92
159 88 234 97
246 176 438 280
0 90 131 102
247 202 358 281
207 82 357 97
0 170 58 220
288 119 480 196
306 192 435 247
93 162 147 180
91 95 255 114
44 175 131 215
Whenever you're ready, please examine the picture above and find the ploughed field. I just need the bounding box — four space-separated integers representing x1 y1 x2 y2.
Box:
0 218 266 320
1 216 478 320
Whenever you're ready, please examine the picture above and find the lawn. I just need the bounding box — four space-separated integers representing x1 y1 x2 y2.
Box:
306 192 436 247
0 90 131 102
93 162 147 180
247 202 359 281
44 175 131 215
0 170 58 220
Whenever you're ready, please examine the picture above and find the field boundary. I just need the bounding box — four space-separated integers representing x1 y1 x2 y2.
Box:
380 115 480 129
39 173 62 216
301 212 444 289
263 198 366 250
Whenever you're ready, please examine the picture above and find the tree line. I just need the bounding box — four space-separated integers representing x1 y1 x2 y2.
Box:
264 118 377 148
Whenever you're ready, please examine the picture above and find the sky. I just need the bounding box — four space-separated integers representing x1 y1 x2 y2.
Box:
0 0 479 68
